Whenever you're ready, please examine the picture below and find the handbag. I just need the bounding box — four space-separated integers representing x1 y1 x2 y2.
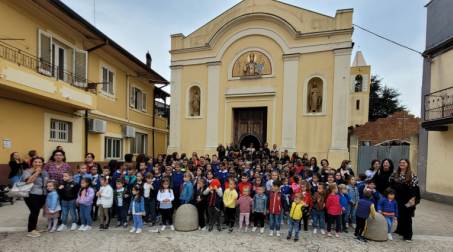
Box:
9 181 33 198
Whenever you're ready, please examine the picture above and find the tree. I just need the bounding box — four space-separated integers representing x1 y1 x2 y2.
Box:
368 75 406 121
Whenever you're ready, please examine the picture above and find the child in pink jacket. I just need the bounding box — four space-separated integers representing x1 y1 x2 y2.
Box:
236 187 253 232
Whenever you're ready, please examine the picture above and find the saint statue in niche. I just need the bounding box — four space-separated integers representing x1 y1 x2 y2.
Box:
190 87 200 116
307 77 323 113
232 51 272 78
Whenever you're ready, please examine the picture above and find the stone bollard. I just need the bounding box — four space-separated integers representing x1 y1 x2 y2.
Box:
174 204 199 232
364 214 388 241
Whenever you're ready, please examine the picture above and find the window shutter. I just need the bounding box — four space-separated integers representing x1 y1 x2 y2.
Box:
74 49 87 87
142 93 147 111
102 68 108 92
108 71 114 94
130 86 135 108
38 30 52 76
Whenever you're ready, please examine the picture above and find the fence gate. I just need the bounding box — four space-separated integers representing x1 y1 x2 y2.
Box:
357 145 410 175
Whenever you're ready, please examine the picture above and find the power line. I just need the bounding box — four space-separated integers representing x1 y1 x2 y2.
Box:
353 24 423 55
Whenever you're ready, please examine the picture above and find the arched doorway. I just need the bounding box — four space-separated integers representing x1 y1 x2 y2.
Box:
239 134 261 150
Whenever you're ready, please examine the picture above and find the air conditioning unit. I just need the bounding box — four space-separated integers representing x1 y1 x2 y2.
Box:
88 119 106 134
123 125 136 138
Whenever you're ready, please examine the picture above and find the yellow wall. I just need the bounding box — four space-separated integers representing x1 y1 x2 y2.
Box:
430 49 453 92
426 128 453 196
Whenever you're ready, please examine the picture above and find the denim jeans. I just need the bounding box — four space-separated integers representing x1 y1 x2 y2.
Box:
133 214 144 229
311 209 325 229
61 200 78 225
349 205 357 224
384 216 394 233
287 218 301 239
80 204 92 226
269 213 282 231
144 197 156 222
9 175 21 187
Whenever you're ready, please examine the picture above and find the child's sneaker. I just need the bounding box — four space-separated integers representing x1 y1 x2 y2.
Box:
327 232 332 237
269 230 274 236
56 224 66 232
260 227 264 234
78 225 86 231
252 227 257 232
321 229 326 235
170 225 175 231
136 229 142 234
294 238 299 242
276 231 281 237
287 235 291 240
26 230 41 238
123 223 128 228
335 233 339 238
244 226 248 232
387 233 393 241
201 226 207 231
49 227 57 233
130 228 136 233
84 226 92 231
313 228 318 234
70 223 77 231
346 223 349 228
161 225 166 231
352 224 356 229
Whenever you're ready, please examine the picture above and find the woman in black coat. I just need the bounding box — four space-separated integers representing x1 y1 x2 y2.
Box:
372 158 394 194
390 159 420 241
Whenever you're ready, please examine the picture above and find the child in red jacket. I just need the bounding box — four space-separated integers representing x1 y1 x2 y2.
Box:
325 184 342 237
268 180 282 237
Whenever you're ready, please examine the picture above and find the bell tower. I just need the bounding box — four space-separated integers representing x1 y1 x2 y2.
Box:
349 51 371 127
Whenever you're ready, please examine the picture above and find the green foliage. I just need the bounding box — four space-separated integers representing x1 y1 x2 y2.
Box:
369 75 406 121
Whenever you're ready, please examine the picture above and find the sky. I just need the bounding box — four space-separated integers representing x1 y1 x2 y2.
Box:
62 0 428 116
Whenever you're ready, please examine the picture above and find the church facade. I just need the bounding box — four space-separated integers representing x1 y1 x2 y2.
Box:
168 0 370 167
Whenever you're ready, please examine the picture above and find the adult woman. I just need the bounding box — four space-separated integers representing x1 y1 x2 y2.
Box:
308 157 320 175
373 159 394 194
390 159 420 241
366 160 380 181
8 152 29 186
22 157 48 237
85 152 101 174
337 160 355 180
320 159 333 182
44 150 71 184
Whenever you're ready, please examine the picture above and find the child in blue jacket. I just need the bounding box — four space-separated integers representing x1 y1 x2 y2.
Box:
129 185 145 234
180 172 194 204
377 188 399 240
338 184 350 233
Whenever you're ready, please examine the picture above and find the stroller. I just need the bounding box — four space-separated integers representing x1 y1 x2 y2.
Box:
0 184 14 207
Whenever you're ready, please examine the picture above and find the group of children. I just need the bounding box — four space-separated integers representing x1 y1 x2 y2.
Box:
40 153 399 243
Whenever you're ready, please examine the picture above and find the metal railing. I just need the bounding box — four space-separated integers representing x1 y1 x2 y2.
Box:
0 41 89 90
424 86 453 122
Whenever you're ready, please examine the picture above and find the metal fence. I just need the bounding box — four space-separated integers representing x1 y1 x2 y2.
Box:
357 145 410 175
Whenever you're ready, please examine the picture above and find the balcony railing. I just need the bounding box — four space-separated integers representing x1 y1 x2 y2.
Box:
424 86 453 122
0 41 91 91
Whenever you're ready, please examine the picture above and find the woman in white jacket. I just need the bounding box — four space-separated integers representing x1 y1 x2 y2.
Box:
96 176 113 230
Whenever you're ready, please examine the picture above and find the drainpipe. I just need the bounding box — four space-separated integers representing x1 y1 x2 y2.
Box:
152 90 156 158
84 109 89 155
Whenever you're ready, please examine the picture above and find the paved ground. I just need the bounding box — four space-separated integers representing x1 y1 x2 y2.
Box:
0 199 452 252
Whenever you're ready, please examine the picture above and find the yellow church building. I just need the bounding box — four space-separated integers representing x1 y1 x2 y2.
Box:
0 0 169 180
168 0 371 167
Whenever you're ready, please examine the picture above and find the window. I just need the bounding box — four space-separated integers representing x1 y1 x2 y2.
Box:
101 67 114 96
50 119 72 142
105 137 122 159
131 132 148 154
38 29 87 86
354 75 363 92
356 99 360 110
130 86 147 111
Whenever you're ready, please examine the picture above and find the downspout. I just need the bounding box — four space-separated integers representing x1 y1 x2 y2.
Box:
84 109 89 155
152 89 156 158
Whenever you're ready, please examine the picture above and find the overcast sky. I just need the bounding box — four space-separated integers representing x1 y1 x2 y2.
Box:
62 0 428 116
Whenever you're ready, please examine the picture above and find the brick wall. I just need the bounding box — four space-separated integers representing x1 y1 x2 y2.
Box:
353 111 421 145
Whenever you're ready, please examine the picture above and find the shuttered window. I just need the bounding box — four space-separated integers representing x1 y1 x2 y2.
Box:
38 30 52 76
130 86 147 112
74 49 87 87
101 67 114 95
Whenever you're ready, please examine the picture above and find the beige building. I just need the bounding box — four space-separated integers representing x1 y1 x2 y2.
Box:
168 0 370 167
0 0 168 183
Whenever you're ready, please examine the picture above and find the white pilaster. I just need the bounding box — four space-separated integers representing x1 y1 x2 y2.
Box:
205 62 221 151
330 48 352 151
281 54 299 151
167 65 182 153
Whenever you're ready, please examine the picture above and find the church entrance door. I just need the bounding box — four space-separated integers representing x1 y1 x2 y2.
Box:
233 107 267 149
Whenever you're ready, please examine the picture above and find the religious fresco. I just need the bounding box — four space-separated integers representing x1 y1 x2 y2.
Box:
232 51 272 78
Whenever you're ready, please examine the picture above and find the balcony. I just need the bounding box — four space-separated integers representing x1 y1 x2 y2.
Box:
423 86 453 131
0 41 96 110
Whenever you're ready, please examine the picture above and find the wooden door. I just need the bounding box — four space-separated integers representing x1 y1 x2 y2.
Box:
233 107 267 147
